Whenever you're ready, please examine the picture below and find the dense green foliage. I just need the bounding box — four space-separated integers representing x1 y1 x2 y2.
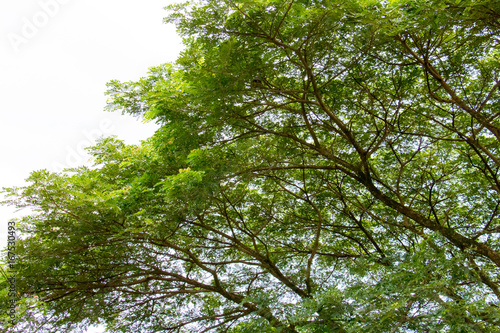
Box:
2 0 500 331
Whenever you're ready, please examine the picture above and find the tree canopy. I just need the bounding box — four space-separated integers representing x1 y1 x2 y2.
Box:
2 0 500 331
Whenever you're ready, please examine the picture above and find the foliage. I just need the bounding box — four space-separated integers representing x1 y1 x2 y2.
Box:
2 0 500 331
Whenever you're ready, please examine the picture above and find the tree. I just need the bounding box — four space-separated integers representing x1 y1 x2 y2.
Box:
2 0 500 331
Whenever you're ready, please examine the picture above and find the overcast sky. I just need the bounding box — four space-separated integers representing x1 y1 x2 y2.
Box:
0 1 183 331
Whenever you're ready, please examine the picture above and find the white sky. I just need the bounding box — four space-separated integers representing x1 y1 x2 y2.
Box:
0 0 183 331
